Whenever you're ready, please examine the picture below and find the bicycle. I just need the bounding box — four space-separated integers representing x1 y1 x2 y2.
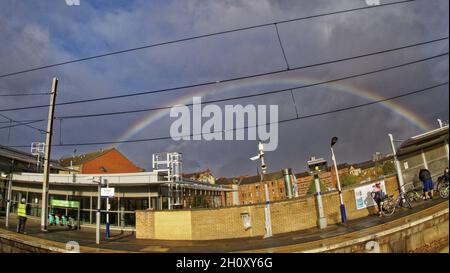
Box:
436 177 449 199
380 187 412 217
405 186 424 203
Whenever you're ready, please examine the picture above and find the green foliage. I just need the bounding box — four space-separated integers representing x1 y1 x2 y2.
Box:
341 174 359 187
307 179 327 194
193 196 206 208
382 161 396 175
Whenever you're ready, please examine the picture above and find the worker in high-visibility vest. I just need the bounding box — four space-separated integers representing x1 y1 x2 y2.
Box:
17 198 28 234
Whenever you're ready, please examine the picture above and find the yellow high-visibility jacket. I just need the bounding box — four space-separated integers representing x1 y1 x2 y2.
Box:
17 203 27 217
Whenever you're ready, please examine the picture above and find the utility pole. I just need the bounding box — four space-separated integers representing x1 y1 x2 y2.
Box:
388 133 405 193
5 160 13 228
251 142 272 238
41 77 58 231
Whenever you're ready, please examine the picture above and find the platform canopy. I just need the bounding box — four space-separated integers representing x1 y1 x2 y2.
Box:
397 126 449 157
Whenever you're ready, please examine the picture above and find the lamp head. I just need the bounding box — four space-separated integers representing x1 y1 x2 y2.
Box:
331 137 338 147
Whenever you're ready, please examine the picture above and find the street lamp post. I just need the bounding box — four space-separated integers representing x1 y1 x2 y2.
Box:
331 137 347 224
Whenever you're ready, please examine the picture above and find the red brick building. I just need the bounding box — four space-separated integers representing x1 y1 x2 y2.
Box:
295 163 350 196
59 148 143 174
217 164 350 206
217 170 299 206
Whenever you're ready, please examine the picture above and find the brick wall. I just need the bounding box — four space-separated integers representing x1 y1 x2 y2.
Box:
236 178 287 205
135 210 155 239
136 175 399 240
222 167 351 206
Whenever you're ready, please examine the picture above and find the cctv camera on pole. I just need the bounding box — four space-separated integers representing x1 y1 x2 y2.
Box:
250 142 272 238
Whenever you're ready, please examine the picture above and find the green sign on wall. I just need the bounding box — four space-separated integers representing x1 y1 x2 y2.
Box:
50 199 80 208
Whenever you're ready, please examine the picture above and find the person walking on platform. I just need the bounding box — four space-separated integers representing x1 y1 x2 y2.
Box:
371 182 385 217
17 198 28 234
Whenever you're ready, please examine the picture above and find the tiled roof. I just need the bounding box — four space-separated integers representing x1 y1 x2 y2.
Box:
183 169 213 178
295 171 310 178
215 177 234 185
59 148 114 167
216 170 285 186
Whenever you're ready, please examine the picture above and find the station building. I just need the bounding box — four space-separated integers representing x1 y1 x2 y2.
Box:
0 149 231 229
396 124 449 189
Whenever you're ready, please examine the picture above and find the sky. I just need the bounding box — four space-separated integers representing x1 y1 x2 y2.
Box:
0 0 448 178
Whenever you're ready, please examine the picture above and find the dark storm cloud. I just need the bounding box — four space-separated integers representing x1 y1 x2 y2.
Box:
0 0 448 177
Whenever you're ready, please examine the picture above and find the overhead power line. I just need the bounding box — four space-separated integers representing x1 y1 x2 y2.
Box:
1 51 448 123
0 119 46 131
0 92 50 97
0 113 46 133
0 119 44 124
0 36 447 113
0 0 416 79
6 81 448 149
53 52 448 120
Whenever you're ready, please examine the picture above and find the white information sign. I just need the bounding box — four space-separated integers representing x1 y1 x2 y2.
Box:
354 180 386 210
101 187 115 197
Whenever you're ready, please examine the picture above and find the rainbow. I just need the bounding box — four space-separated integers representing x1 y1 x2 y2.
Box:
114 75 432 147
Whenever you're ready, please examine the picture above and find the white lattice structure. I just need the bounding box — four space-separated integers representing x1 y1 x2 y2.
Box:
31 142 45 171
152 152 183 183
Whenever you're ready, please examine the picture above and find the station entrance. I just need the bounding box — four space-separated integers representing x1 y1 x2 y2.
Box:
49 199 81 230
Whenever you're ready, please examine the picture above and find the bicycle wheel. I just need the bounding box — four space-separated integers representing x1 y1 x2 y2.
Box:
405 191 418 203
381 197 396 216
438 182 449 199
400 195 412 209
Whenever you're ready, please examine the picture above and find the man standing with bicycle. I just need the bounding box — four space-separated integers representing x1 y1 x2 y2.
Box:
419 168 434 200
443 167 449 183
437 167 449 199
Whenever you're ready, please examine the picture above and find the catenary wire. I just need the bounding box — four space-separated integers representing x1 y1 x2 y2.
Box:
6 81 448 148
0 36 446 113
0 0 417 79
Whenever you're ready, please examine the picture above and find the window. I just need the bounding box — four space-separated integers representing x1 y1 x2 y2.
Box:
68 196 91 210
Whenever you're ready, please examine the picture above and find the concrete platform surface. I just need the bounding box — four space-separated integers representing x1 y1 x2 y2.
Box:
0 198 448 253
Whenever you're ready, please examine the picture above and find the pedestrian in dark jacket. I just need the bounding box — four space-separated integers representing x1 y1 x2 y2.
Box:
419 168 434 200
